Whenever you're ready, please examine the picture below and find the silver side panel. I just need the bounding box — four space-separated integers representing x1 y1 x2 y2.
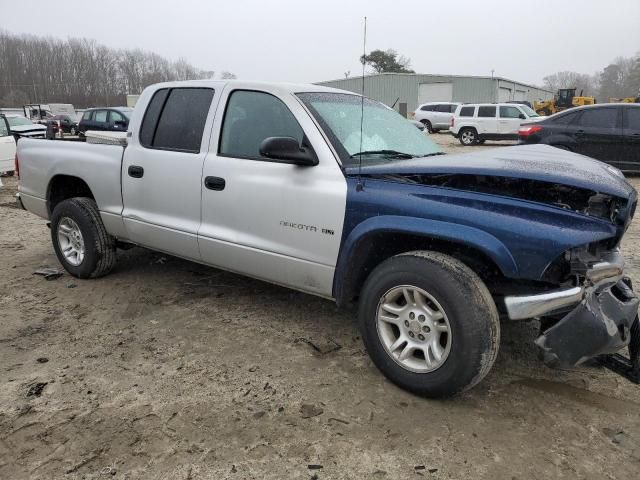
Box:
19 192 48 219
17 138 125 221
199 83 347 298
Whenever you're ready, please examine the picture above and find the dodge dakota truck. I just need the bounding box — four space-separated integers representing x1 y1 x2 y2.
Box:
15 80 640 397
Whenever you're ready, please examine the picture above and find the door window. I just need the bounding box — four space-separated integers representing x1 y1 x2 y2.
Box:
0 118 8 137
625 108 640 130
435 104 451 112
139 88 214 153
94 110 108 123
420 105 435 111
82 111 92 121
459 106 475 117
499 106 522 118
219 90 304 160
477 106 497 118
110 111 126 123
552 111 578 125
448 104 458 113
578 108 618 128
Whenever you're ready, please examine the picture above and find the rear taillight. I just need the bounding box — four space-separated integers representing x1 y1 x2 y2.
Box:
518 125 543 137
450 117 454 127
14 152 19 179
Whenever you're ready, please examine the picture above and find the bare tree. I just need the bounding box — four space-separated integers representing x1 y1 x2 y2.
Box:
0 31 236 108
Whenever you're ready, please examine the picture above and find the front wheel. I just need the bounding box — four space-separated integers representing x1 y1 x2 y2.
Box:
51 197 116 278
459 128 478 145
358 251 500 397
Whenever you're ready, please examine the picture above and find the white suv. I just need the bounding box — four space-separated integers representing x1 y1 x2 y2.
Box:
412 102 461 133
450 103 541 145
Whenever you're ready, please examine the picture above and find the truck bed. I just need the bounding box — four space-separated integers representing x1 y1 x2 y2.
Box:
17 138 126 221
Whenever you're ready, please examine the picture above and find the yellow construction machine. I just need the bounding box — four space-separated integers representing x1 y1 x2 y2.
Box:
534 88 596 116
608 96 640 103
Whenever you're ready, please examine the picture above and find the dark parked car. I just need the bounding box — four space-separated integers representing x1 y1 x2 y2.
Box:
48 114 79 136
78 107 133 137
506 100 533 109
519 103 640 174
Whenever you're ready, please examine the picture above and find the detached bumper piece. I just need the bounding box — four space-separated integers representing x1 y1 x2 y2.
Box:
536 278 639 375
599 316 640 384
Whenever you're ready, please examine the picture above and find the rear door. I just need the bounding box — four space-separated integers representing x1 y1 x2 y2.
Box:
621 106 640 173
476 105 498 135
433 104 451 129
498 105 524 137
0 117 16 172
121 86 217 260
93 110 109 131
572 107 622 164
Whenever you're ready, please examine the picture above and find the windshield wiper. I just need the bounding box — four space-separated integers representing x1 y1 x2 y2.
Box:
349 150 416 159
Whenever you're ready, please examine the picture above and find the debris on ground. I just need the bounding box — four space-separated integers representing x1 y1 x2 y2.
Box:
300 404 324 418
36 357 49 363
298 337 342 355
33 267 63 280
26 382 48 398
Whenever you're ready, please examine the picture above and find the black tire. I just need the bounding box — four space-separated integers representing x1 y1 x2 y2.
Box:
432 128 440 134
50 197 116 278
358 251 500 398
458 127 478 146
478 139 486 144
420 120 433 134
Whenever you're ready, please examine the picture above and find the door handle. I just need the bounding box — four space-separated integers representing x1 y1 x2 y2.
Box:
204 176 226 191
128 165 144 178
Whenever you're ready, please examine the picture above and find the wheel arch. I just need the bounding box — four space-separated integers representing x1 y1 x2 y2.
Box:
333 216 518 307
47 174 95 216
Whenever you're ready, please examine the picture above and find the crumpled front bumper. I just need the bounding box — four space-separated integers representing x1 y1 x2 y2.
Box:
535 278 638 367
504 250 640 367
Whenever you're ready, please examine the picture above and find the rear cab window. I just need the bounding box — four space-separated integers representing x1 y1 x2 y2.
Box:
139 87 215 153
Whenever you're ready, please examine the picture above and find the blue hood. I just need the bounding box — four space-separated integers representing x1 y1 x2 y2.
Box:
346 144 635 199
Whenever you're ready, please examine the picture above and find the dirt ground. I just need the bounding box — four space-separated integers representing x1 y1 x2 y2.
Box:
1 135 640 479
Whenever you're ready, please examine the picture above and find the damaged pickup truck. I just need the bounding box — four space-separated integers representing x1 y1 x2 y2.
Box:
15 81 640 397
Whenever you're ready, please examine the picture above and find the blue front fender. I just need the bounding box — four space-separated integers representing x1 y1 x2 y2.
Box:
333 215 518 304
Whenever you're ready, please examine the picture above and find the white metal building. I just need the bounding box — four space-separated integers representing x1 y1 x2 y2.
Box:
316 73 553 115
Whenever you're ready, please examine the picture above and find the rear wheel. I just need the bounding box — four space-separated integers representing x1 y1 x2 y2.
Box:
358 251 500 397
420 120 433 133
51 197 116 278
459 128 478 146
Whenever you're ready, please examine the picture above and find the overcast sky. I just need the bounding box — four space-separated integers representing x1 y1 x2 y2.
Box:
2 0 639 85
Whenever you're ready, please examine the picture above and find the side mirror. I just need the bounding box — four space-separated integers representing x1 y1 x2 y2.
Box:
519 114 526 119
259 137 318 166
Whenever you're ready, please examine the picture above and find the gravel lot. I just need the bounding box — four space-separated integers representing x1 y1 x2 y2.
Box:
1 135 640 479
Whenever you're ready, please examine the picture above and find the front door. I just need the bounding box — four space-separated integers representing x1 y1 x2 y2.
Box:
121 87 218 260
572 107 622 164
198 87 347 297
621 107 640 172
498 105 524 137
